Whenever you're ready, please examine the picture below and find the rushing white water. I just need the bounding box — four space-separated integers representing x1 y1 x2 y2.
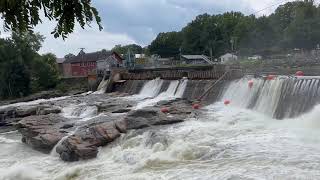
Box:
138 78 164 98
3 77 320 179
62 103 98 119
221 76 320 119
0 96 70 111
135 78 188 109
3 101 320 179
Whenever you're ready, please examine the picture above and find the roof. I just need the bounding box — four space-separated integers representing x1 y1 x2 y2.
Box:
220 53 238 58
97 56 121 64
56 58 65 64
182 55 213 64
135 54 146 58
157 58 172 61
64 50 114 63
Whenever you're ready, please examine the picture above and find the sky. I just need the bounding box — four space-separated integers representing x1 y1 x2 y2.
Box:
20 0 297 57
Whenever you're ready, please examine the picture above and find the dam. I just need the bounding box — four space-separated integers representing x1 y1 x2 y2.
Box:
1 68 320 179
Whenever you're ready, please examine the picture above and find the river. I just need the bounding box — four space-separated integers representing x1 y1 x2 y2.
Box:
1 77 320 180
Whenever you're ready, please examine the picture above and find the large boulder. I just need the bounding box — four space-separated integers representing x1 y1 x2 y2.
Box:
15 106 38 117
124 109 185 130
56 120 125 161
16 114 69 153
95 101 133 113
37 105 61 115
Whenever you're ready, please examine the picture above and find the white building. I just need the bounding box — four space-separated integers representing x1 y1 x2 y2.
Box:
96 56 122 75
220 53 238 64
248 55 262 60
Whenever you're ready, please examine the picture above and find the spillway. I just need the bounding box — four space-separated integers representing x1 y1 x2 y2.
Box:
221 76 320 119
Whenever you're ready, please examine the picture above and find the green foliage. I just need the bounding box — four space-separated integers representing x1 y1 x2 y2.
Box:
32 53 60 90
0 0 102 39
148 1 320 58
0 60 31 98
112 44 143 55
0 32 60 99
148 31 182 58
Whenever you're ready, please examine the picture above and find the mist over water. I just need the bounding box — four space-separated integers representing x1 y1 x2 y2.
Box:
1 77 320 179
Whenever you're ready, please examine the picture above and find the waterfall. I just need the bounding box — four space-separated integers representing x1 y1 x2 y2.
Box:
138 78 164 98
175 77 188 98
94 79 110 94
221 76 320 119
135 78 188 109
62 104 98 119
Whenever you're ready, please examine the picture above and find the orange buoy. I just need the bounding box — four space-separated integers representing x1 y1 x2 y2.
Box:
224 100 231 105
295 71 304 76
267 74 276 80
192 103 200 109
248 80 254 88
161 107 169 113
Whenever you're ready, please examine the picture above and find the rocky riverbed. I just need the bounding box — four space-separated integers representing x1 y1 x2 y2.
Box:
1 92 200 162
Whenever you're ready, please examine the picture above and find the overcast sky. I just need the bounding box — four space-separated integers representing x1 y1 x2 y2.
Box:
34 0 292 57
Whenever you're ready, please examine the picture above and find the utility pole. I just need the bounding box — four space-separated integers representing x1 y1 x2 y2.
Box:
230 37 238 59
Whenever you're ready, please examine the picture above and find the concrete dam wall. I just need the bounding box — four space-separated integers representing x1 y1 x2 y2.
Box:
108 65 243 104
113 79 226 104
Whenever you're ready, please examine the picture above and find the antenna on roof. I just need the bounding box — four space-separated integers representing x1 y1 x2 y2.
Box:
78 48 86 56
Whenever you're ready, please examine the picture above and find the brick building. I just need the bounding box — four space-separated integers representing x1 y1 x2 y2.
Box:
63 50 122 77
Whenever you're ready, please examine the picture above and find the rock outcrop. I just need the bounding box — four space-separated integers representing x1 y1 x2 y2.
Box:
8 94 198 162
56 119 126 161
16 114 70 153
124 109 185 130
0 104 62 133
54 99 196 162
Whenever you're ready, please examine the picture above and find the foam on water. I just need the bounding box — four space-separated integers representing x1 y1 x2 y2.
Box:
138 78 164 98
61 103 98 119
221 76 320 119
2 101 320 179
2 76 320 179
135 78 188 109
0 96 70 111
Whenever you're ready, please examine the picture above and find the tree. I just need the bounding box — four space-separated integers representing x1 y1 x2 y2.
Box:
0 36 33 98
0 0 102 38
112 44 143 55
149 1 320 58
0 60 31 98
0 32 60 98
32 53 59 90
149 31 182 58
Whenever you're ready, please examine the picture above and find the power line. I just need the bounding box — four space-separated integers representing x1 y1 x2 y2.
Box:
252 0 293 15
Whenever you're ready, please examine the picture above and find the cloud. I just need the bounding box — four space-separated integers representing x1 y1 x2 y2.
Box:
36 19 136 57
94 0 291 45
2 0 294 57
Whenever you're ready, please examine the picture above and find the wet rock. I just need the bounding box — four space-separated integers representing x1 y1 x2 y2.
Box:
123 99 195 130
15 106 38 117
16 114 68 153
56 120 124 161
0 106 16 119
60 123 74 129
124 109 185 130
112 109 131 114
37 105 61 115
96 101 133 113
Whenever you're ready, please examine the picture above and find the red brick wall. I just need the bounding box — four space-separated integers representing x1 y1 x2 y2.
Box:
71 62 97 77
62 63 72 78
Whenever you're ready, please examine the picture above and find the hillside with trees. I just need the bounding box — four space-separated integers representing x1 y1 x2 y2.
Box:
148 0 320 58
112 44 143 55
